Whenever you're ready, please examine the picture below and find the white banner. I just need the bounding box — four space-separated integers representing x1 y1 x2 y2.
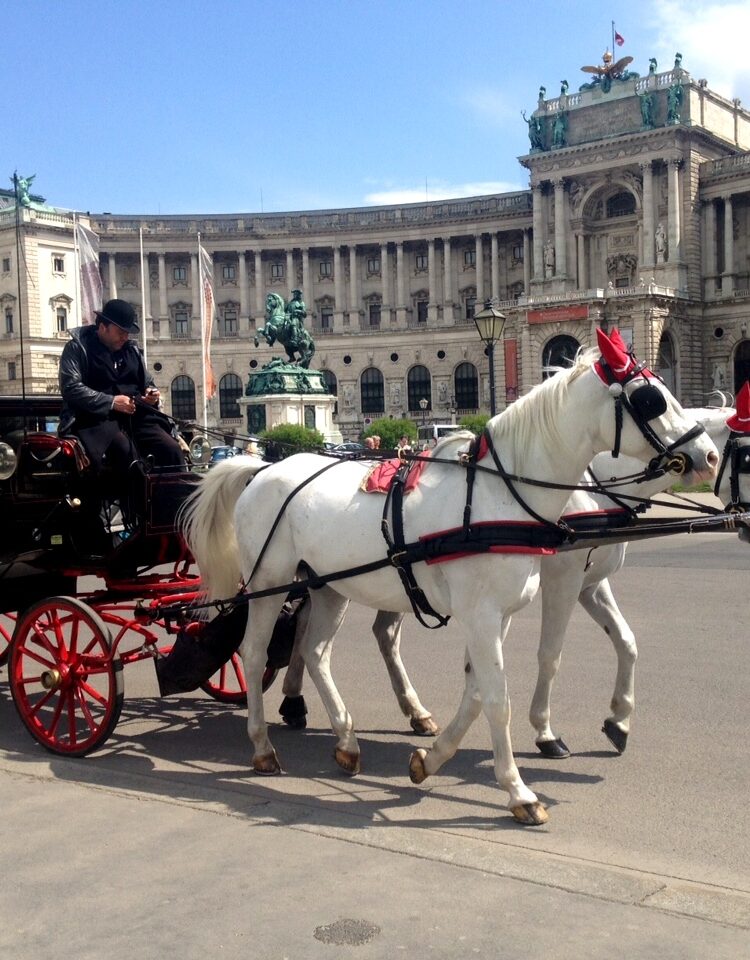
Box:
76 222 103 324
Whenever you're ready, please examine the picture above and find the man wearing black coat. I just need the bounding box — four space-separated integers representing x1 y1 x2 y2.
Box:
59 299 184 494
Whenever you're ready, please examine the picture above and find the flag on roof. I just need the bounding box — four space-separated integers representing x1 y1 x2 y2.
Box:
614 30 625 46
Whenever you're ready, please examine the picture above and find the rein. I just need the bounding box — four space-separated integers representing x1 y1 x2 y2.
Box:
715 433 750 511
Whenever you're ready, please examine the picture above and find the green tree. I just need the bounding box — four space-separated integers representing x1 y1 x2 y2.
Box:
260 423 325 459
363 417 417 451
459 413 489 436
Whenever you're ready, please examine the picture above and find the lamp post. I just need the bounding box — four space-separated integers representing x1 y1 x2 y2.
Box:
473 299 506 417
418 397 428 426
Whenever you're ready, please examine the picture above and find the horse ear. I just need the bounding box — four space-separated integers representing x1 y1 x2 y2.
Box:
596 327 634 381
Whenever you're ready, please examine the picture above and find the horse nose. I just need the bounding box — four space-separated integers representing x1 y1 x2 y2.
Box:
706 448 719 473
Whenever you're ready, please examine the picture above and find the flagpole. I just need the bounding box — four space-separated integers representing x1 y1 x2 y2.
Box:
198 232 208 435
611 20 615 54
12 173 28 423
73 213 83 326
139 226 148 372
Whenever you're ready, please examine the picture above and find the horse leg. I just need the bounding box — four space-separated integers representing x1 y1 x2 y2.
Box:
373 611 438 736
278 602 310 729
528 562 585 758
240 595 290 774
578 578 637 754
295 586 359 774
412 613 547 825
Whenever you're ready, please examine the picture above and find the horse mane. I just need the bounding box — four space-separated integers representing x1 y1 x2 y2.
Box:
490 347 597 473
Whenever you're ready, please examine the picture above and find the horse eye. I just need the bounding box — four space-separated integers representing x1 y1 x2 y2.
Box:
628 384 667 421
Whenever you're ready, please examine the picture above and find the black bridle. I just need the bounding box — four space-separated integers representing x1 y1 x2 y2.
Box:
714 433 750 510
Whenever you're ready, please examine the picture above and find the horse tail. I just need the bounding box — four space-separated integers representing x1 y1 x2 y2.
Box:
180 458 267 601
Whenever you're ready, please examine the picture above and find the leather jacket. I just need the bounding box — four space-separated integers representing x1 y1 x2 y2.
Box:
59 325 156 435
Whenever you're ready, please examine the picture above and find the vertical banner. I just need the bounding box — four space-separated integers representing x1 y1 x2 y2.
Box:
75 221 103 324
198 239 217 433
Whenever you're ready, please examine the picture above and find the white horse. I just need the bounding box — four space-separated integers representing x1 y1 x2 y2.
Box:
183 332 718 825
278 405 739 755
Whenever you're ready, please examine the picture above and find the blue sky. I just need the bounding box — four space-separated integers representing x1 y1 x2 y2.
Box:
8 0 750 215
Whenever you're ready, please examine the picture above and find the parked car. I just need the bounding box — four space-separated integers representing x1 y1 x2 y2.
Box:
333 441 364 452
207 445 243 468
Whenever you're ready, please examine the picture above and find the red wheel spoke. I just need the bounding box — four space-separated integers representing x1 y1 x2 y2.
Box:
75 687 100 732
77 679 110 708
27 688 56 715
65 688 78 746
15 645 58 670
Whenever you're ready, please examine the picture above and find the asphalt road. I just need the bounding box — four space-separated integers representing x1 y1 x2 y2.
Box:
0 528 748 957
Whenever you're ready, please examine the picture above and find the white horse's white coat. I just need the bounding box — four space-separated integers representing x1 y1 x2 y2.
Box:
183 349 719 823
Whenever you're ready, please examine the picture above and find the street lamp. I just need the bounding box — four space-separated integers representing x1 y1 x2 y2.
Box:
418 397 429 425
473 299 506 417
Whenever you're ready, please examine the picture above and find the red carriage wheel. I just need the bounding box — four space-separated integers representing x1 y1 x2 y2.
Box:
0 613 17 667
9 597 123 756
200 654 277 705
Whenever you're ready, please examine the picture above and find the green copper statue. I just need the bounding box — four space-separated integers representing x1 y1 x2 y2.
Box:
522 111 545 151
13 173 35 207
667 81 683 124
639 91 655 129
254 291 316 368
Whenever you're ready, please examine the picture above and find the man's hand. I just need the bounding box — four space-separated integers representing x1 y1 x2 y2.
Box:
142 387 160 407
112 394 136 414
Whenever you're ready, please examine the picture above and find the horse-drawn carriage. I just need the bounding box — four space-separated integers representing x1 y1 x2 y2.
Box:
0 395 281 757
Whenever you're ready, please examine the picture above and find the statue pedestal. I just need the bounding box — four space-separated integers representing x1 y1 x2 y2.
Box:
240 359 342 442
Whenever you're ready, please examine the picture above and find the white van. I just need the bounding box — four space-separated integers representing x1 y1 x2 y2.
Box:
417 423 462 447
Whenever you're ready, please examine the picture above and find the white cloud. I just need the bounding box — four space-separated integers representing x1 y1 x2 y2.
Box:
651 1 750 100
364 180 525 205
462 86 518 126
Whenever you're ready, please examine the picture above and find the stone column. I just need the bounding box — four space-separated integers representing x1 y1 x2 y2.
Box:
522 229 530 293
158 253 168 320
380 242 391 320
641 160 655 266
532 185 544 280
238 251 249 322
190 253 199 327
349 246 358 311
474 235 484 302
142 254 152 319
108 253 118 299
395 242 407 325
723 194 735 295
253 250 264 316
490 233 500 301
302 249 311 303
576 232 586 289
554 179 567 276
443 238 454 319
428 239 437 321
704 200 717 294
286 249 295 293
333 246 344 328
667 159 682 262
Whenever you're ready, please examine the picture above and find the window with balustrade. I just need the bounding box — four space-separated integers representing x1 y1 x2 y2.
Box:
171 375 196 420
454 362 478 410
407 365 432 412
360 367 384 414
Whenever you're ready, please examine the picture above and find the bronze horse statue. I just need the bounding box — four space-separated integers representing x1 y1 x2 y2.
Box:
254 293 315 368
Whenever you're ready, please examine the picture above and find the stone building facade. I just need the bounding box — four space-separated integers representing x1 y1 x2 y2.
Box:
2 54 750 441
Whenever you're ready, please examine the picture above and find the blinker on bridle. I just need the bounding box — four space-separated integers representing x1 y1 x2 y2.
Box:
715 433 750 511
598 358 704 477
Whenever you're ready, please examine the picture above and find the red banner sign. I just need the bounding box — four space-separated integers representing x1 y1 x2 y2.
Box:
527 304 589 325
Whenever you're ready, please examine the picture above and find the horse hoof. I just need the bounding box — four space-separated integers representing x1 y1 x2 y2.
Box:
253 751 282 775
510 802 548 826
334 748 360 775
409 748 429 784
279 695 307 730
536 737 570 759
602 719 628 754
410 715 439 737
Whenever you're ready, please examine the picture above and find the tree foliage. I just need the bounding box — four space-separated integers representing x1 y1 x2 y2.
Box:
260 423 325 459
459 413 490 436
363 417 418 451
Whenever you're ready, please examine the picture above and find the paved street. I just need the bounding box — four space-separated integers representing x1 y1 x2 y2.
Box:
1 518 748 958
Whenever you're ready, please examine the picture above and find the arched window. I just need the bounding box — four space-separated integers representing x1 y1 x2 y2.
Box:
171 375 196 421
219 373 243 419
454 362 478 411
542 335 581 379
656 333 676 396
606 191 636 218
360 367 384 414
407 365 432 412
320 369 337 395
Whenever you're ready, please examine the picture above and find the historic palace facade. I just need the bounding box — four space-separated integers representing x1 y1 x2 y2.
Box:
2 53 750 440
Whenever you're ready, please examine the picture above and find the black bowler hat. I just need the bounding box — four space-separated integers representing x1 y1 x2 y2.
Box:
95 299 139 332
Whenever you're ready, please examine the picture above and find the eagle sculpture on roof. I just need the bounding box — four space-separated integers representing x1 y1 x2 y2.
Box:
581 49 634 80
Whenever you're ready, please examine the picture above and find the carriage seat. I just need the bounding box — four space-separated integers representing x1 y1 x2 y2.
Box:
14 433 90 497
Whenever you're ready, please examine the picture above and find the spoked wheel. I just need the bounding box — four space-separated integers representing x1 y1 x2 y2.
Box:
0 613 17 667
200 654 277 705
9 597 123 756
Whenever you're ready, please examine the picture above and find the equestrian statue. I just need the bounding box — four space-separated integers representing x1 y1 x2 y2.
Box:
254 290 315 368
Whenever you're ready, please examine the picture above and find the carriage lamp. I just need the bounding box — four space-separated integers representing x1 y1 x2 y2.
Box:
473 300 506 417
418 397 429 425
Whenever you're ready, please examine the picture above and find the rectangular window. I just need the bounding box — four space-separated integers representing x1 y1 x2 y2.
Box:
367 256 380 275
173 265 187 282
174 311 189 337
319 260 332 278
56 307 67 332
415 254 428 271
5 310 13 334
463 249 476 267
222 310 238 335
369 303 381 328
270 262 284 279
511 243 524 262
8 361 16 380
465 296 476 320
53 255 65 274
320 307 333 329
222 264 236 281
417 300 428 324
2 257 10 273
